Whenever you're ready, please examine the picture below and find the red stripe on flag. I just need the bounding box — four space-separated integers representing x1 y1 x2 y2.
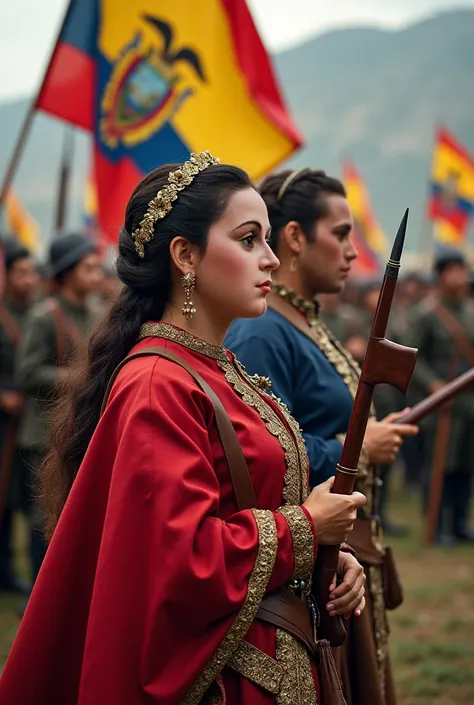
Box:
37 41 95 131
94 150 143 245
221 0 303 148
350 226 379 277
430 201 470 230
437 125 474 167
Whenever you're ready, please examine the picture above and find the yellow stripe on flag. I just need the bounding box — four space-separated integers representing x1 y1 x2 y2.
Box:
5 191 40 253
432 142 474 203
343 165 387 255
98 0 296 180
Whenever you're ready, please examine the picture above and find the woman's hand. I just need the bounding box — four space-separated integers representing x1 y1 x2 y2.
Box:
326 552 366 619
364 410 418 465
302 477 366 545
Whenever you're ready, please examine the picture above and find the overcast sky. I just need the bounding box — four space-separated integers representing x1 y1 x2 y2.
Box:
1 0 473 102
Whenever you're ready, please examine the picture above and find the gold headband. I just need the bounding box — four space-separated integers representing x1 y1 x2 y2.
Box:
132 150 220 258
276 167 308 201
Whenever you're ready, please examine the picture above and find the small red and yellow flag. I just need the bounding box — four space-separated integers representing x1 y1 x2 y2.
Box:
342 161 387 276
428 126 474 246
5 191 40 253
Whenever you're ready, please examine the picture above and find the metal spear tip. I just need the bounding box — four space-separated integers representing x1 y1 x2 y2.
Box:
389 208 409 264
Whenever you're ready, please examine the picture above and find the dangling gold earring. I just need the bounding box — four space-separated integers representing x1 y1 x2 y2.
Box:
181 272 197 320
290 256 298 272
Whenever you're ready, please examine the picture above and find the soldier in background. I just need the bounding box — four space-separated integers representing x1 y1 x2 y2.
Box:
89 260 121 319
0 237 39 592
406 250 474 544
16 233 102 583
394 273 430 492
101 261 121 302
319 291 367 361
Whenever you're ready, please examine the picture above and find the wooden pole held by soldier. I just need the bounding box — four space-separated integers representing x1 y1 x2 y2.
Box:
424 405 453 546
55 127 75 232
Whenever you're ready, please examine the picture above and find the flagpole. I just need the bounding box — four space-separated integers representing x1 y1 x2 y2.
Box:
417 217 434 271
416 122 438 270
55 126 75 232
0 0 74 213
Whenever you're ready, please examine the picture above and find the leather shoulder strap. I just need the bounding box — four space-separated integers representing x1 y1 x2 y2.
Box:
44 298 82 365
0 306 21 347
100 345 257 510
434 302 474 368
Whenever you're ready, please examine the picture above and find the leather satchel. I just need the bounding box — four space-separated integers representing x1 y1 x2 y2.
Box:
344 518 403 610
381 546 403 610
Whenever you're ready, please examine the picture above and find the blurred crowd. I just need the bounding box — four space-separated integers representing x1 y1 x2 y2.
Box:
320 251 474 545
0 232 473 613
0 233 119 608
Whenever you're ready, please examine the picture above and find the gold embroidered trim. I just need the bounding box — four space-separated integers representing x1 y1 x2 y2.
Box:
368 564 388 702
277 505 315 578
275 630 318 705
248 372 272 392
182 509 278 705
265 387 310 502
236 357 310 503
220 356 307 505
229 641 283 694
273 283 320 326
138 322 228 362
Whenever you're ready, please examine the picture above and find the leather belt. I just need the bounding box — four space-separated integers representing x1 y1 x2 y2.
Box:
256 587 317 659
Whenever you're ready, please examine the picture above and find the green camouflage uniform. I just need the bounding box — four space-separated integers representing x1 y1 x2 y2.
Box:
405 295 474 536
16 295 94 577
17 296 93 451
406 295 474 471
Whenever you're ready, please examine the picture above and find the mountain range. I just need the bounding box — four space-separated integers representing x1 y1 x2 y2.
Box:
1 8 474 254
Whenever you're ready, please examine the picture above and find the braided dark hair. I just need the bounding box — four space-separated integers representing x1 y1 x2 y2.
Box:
259 169 346 252
40 161 252 539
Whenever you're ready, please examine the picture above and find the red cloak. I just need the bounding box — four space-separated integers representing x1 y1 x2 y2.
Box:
0 325 318 704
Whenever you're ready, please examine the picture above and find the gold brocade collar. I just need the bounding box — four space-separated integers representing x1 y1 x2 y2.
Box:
138 321 229 363
272 283 320 326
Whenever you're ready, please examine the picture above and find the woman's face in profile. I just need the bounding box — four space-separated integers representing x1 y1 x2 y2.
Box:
195 187 280 323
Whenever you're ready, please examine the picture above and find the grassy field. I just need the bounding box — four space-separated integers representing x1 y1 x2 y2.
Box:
387 491 474 705
0 488 473 704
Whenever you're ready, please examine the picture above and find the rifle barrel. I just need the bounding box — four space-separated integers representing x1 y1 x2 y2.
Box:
398 367 474 425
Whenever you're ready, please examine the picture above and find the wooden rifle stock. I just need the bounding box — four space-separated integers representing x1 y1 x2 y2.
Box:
312 210 418 647
397 366 474 425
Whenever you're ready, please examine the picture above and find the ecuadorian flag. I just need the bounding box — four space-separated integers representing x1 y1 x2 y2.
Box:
342 161 387 277
36 0 303 243
428 126 474 246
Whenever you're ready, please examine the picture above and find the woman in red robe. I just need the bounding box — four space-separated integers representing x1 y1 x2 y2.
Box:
0 152 366 705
